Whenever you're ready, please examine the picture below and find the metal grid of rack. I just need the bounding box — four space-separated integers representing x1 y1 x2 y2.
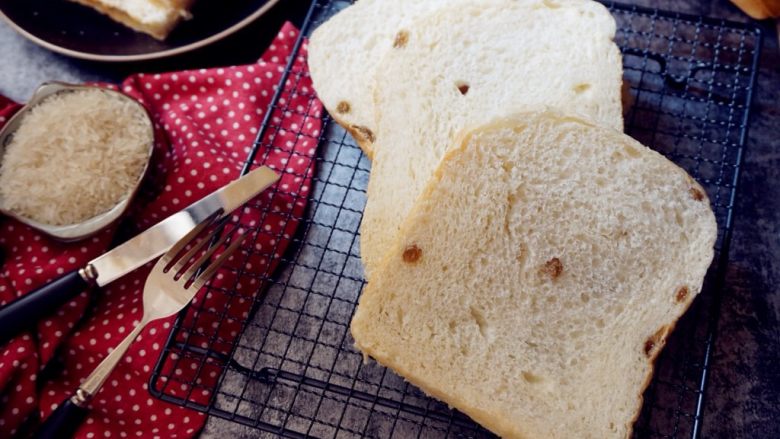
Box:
149 1 762 437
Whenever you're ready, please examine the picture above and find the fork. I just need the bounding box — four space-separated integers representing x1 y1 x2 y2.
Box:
35 216 246 439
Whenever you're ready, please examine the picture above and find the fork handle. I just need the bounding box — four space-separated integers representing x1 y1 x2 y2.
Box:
33 317 149 438
34 397 90 439
79 317 148 397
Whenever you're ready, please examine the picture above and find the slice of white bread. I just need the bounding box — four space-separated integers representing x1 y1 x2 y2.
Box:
360 0 625 277
70 0 195 40
351 112 717 439
307 0 453 158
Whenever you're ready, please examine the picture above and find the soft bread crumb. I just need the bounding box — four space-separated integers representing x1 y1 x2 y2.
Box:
0 89 151 226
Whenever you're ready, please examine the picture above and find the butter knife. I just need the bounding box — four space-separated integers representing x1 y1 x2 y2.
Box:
0 166 279 345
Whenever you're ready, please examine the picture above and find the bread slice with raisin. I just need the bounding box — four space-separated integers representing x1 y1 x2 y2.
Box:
360 0 624 277
351 111 717 439
307 0 452 158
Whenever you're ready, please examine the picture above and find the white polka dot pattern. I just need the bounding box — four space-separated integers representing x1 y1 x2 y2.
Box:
0 22 320 438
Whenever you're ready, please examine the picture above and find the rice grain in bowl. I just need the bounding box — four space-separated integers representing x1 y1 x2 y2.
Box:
0 84 153 237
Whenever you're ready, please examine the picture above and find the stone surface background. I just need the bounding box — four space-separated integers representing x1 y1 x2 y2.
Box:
0 1 776 438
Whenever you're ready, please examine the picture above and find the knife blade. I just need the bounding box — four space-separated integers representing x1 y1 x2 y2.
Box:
0 166 278 345
89 166 278 285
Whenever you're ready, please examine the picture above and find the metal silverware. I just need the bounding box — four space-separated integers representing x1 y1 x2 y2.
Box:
34 215 247 438
0 166 278 345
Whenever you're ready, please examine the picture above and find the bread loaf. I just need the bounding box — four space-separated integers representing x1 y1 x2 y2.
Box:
360 0 624 277
351 111 717 439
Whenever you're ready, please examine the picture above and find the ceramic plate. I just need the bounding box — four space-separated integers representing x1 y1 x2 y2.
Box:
0 0 281 62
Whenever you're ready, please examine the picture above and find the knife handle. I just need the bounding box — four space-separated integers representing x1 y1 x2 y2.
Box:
0 270 90 346
34 397 90 439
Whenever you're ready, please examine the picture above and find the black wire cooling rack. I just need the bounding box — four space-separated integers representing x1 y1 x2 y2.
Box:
149 1 762 437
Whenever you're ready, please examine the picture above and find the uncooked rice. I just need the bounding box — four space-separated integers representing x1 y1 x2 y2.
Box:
0 89 151 226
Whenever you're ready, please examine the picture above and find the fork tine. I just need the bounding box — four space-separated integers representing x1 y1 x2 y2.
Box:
158 211 221 268
171 226 230 275
176 231 231 283
188 232 247 291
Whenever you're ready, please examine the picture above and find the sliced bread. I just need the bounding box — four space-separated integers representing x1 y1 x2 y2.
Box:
70 0 195 40
351 111 717 439
307 0 452 157
360 0 625 277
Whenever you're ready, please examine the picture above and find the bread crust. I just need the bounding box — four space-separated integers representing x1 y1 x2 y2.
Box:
625 268 707 437
328 110 375 159
625 174 712 437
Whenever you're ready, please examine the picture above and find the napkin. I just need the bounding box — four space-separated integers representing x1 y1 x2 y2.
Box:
0 22 322 439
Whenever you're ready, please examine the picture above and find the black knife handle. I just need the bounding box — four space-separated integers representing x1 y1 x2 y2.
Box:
0 270 91 346
34 397 90 439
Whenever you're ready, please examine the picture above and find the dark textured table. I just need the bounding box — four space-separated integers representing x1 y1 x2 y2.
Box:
0 1 777 438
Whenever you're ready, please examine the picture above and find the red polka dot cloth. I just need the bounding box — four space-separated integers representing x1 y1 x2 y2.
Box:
0 22 321 438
